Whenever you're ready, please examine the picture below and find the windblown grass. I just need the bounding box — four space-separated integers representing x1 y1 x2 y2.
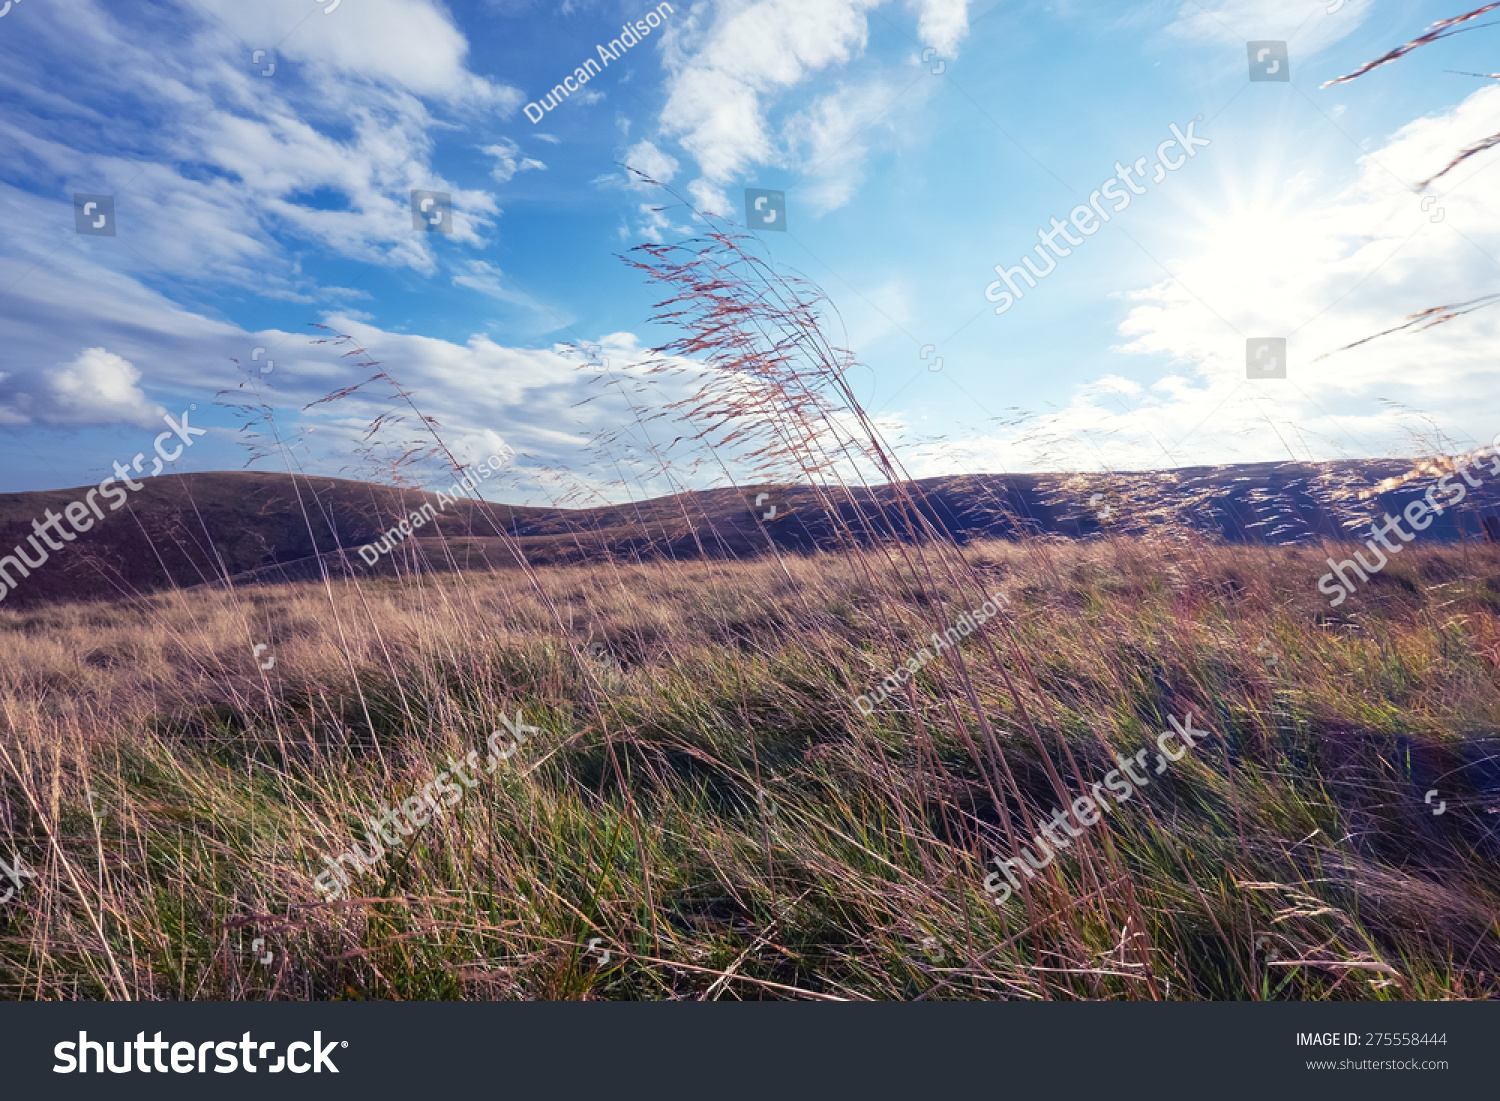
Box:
1 535 1497 1000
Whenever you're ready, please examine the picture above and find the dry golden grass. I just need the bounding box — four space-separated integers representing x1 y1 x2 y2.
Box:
1 533 1497 1000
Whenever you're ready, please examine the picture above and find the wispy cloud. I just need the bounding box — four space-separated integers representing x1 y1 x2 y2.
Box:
482 139 548 183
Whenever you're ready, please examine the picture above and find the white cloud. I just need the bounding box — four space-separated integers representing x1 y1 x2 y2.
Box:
192 0 524 109
941 81 1500 472
622 139 680 186
301 318 705 499
1166 0 1374 57
0 222 659 492
482 139 547 183
656 0 971 217
0 348 163 428
627 201 690 242
688 178 733 217
0 0 517 293
907 0 969 56
451 260 577 333
781 72 934 213
597 142 693 235
659 0 882 203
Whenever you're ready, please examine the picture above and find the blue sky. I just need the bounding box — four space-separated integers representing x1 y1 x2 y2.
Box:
1 0 1498 502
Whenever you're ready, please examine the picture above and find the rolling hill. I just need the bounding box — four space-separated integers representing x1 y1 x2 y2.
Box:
0 458 1496 608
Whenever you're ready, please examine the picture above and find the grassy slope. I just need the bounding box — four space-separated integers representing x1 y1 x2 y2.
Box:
0 534 1497 1000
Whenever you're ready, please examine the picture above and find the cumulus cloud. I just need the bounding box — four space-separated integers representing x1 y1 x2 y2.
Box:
658 0 883 206
622 139 680 186
654 0 971 217
0 348 162 428
907 0 969 56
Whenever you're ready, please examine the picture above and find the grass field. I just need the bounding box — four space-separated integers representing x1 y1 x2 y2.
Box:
2 530 1497 1000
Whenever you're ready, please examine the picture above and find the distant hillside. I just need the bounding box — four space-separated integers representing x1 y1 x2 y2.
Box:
0 460 1497 608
